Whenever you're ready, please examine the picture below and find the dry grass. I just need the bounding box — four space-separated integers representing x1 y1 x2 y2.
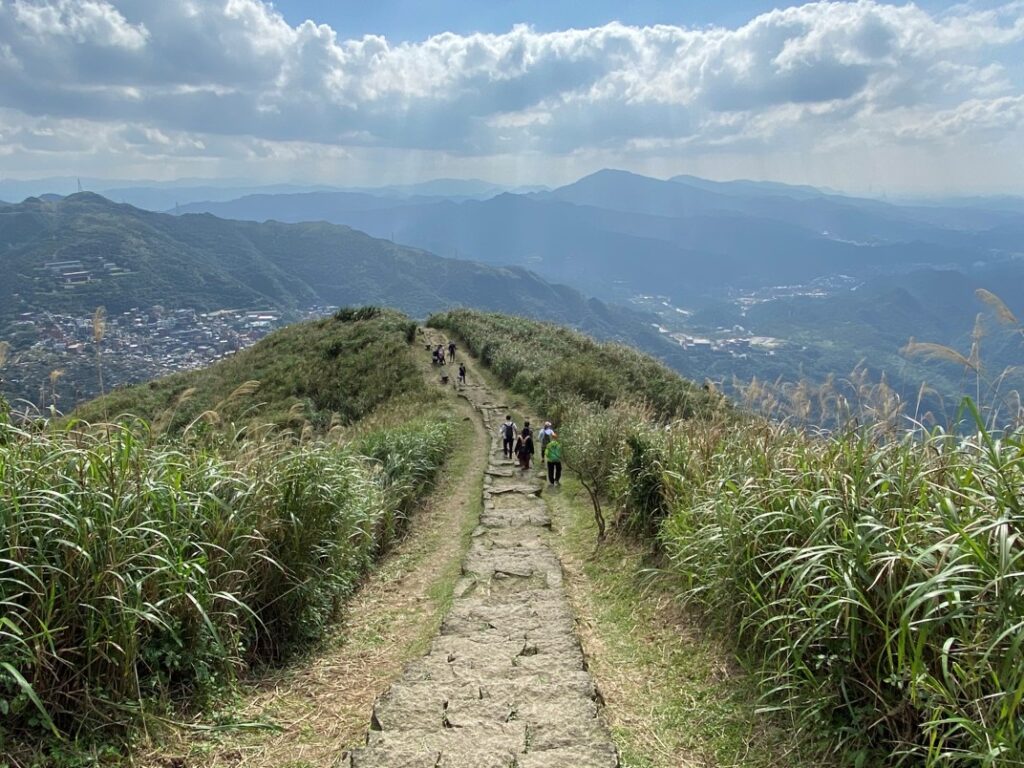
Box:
546 479 827 768
137 336 489 768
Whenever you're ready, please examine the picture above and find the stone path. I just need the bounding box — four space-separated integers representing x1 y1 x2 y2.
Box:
345 380 620 767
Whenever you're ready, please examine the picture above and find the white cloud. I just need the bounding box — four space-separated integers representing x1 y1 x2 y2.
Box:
0 0 1021 190
12 0 147 48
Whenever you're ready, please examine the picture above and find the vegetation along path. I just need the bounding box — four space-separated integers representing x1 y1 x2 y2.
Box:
346 338 619 767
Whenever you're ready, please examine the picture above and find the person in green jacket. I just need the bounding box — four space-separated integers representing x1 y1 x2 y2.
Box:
545 432 562 486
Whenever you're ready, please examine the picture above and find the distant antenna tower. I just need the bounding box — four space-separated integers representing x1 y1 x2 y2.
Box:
77 177 82 193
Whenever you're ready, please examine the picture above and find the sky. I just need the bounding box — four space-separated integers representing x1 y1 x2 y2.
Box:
0 0 1022 194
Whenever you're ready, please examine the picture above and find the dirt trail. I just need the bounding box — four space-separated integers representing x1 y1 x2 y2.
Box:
345 333 620 767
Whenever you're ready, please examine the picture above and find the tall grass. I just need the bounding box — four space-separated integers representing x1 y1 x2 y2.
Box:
0 410 453 743
429 309 723 421
435 305 1024 763
609 409 1024 765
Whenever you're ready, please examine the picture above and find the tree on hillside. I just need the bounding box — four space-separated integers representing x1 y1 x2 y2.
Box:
560 401 633 541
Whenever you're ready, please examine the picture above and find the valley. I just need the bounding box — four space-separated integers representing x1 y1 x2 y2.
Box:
4 3 1024 766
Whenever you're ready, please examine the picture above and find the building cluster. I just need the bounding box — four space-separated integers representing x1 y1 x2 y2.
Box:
40 258 130 286
650 323 784 357
633 293 788 359
1 305 333 410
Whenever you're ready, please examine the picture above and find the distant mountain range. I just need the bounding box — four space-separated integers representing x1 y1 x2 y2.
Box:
0 177 550 213
171 169 1021 304
3 169 1022 421
0 192 680 407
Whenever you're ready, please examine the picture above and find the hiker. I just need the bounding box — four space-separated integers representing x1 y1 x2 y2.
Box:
513 433 525 467
500 415 517 458
538 421 554 469
521 420 532 440
545 431 562 486
448 341 456 363
435 344 446 365
519 429 535 471
458 363 466 385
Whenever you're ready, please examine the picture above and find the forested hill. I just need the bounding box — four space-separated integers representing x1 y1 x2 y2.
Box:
0 192 647 336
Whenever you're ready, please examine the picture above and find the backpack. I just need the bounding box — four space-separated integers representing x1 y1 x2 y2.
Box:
503 423 515 439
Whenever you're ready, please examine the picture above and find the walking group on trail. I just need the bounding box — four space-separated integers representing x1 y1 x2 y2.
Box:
500 415 562 486
430 340 466 386
431 341 563 486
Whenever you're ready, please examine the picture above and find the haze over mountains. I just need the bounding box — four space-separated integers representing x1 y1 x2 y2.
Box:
2 169 1023 418
168 169 1024 416
0 191 668 407
172 169 1022 300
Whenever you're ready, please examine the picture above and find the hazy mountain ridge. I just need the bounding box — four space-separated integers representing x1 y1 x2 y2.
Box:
5 170 1023 417
171 170 1011 305
0 192 677 408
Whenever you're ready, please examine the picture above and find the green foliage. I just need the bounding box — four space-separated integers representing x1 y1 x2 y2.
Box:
603 411 1024 765
0 416 454 743
1 308 456 749
429 309 723 421
615 427 670 539
74 309 434 433
558 401 639 539
334 306 382 322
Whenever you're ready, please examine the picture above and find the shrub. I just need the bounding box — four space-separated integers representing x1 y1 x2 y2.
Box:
0 416 453 742
657 416 1024 765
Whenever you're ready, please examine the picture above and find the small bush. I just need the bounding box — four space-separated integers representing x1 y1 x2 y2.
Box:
0 416 453 742
334 306 382 323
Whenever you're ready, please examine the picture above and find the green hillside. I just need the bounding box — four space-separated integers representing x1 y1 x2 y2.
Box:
7 305 1024 767
438 307 1024 766
74 307 428 433
429 308 723 420
1 308 453 756
0 192 655 330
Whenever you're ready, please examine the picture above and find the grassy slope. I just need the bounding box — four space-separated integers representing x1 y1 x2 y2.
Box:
74 308 429 433
436 312 1024 764
1 309 454 760
428 308 724 420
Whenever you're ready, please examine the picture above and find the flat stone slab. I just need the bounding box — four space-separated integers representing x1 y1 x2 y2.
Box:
346 370 619 767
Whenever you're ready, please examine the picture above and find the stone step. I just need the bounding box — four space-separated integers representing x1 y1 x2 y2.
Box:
343 366 619 768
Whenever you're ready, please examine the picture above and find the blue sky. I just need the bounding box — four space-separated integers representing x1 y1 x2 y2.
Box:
0 0 1022 194
274 1 968 41
275 1 795 40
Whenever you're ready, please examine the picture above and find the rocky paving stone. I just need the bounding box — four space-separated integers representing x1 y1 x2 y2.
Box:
345 381 620 767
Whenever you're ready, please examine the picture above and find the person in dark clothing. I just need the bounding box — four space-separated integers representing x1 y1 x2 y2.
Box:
458 363 466 385
519 431 534 471
513 434 525 467
500 416 517 459
448 341 456 363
